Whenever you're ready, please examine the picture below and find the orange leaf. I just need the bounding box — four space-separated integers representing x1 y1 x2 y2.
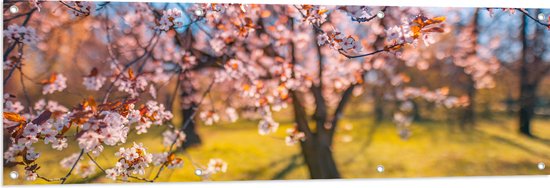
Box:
3 112 26 123
167 153 176 162
430 16 446 24
411 25 422 39
41 73 57 84
439 87 450 95
301 5 313 10
128 68 135 80
318 9 328 15
49 73 57 83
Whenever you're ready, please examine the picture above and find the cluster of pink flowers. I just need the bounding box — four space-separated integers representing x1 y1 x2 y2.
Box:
151 152 184 169
77 111 130 155
317 30 363 52
199 110 220 126
453 25 500 89
42 73 68 95
3 116 69 169
3 94 24 115
157 8 183 31
162 129 186 147
385 19 416 45
105 143 153 180
194 158 228 180
225 107 239 123
187 3 224 20
300 5 329 25
285 126 306 146
206 158 228 174
74 100 174 157
133 101 174 134
396 87 468 108
34 99 69 114
65 1 95 17
257 106 279 135
83 75 106 91
113 72 148 98
337 6 374 22
386 15 446 47
179 51 198 71
3 24 39 45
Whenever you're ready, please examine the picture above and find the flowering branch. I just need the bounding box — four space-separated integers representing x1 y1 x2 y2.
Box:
148 79 216 182
351 6 387 23
293 5 395 59
3 8 36 85
101 32 161 103
337 43 404 59
58 1 90 16
86 153 133 182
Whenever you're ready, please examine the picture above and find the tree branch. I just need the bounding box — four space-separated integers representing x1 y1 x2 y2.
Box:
148 78 216 182
337 43 403 59
3 8 36 85
516 8 550 28
61 149 84 184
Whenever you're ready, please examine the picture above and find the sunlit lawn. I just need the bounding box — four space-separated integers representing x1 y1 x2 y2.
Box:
4 106 550 185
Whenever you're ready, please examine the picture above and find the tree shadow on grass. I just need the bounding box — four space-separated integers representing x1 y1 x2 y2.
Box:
243 153 302 180
271 154 303 180
532 137 550 145
473 130 550 159
342 121 382 166
440 158 549 176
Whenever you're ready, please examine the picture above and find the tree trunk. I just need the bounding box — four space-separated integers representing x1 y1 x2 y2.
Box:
180 72 202 149
519 81 538 137
458 9 480 129
181 103 202 149
300 135 340 179
373 86 385 122
291 89 341 179
518 11 535 137
460 78 476 129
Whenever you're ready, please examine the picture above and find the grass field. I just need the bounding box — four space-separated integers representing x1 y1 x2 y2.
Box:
3 108 550 185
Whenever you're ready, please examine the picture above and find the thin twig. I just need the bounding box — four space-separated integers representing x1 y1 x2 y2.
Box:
128 175 154 182
19 69 33 115
516 8 550 28
167 70 183 110
337 43 403 59
3 8 38 22
87 153 106 173
101 31 161 103
58 1 87 15
60 149 84 184
37 174 63 182
150 79 216 181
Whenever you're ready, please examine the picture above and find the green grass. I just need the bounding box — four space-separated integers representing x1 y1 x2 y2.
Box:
4 109 550 185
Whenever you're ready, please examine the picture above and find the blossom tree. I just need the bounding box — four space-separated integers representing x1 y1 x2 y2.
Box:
3 1 550 183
